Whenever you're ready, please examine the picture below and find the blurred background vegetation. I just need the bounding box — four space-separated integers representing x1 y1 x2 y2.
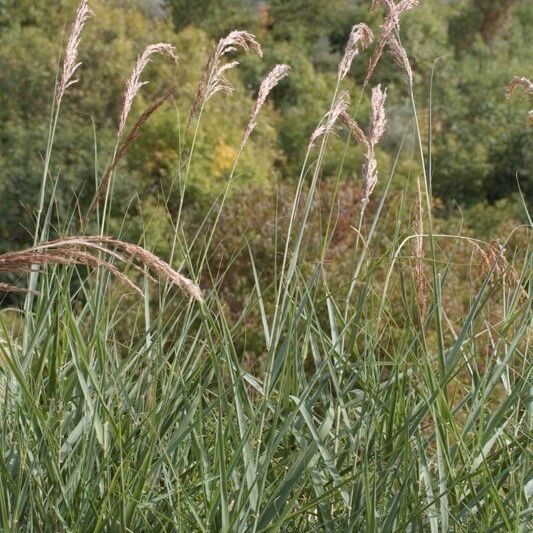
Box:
0 0 531 289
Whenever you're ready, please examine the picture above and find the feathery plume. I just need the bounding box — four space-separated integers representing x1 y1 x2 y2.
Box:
362 84 387 206
365 0 418 85
189 30 262 124
88 88 176 217
309 91 350 147
506 76 533 124
505 76 533 97
56 0 93 103
338 23 374 81
240 64 290 152
413 177 427 316
476 241 528 300
387 34 413 85
369 84 387 145
339 111 368 147
118 43 177 137
0 236 203 302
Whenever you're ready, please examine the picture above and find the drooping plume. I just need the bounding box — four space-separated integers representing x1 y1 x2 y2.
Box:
190 30 263 123
365 0 418 85
0 236 203 302
362 84 387 206
507 76 533 96
56 0 93 103
387 34 413 85
240 64 290 152
339 111 369 147
338 23 374 81
309 91 350 147
118 43 177 137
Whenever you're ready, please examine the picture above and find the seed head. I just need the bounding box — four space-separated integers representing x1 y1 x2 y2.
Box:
56 0 93 103
118 43 177 137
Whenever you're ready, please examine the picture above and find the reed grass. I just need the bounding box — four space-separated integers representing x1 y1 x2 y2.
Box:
0 1 531 531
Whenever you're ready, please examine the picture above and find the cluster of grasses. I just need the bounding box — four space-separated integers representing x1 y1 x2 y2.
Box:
0 0 531 530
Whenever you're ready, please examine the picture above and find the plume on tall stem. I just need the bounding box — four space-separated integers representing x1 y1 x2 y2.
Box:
56 0 93 103
118 43 177 137
309 91 351 147
387 34 413 86
338 23 373 81
362 84 387 208
365 0 418 85
240 64 290 152
189 30 263 124
339 111 368 147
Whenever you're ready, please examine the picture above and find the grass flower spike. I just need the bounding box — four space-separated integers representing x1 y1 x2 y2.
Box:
56 0 93 103
362 84 387 207
338 23 373 80
118 43 177 137
190 30 262 122
240 64 291 151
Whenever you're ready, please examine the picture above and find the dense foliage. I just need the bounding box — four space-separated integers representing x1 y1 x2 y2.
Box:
0 0 531 257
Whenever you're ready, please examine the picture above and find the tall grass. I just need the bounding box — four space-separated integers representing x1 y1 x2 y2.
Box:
0 1 531 531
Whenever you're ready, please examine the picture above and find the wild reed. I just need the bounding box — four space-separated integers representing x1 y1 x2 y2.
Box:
56 0 93 103
189 30 262 124
240 64 291 152
337 83 387 209
338 23 373 81
506 75 533 97
413 177 427 317
0 236 203 302
118 43 177 138
309 91 350 147
352 84 388 211
339 111 368 147
387 33 413 85
365 0 418 85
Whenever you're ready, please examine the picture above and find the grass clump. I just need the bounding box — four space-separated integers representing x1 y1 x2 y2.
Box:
0 1 531 531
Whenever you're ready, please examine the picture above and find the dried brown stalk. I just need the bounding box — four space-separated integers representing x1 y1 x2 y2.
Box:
0 237 203 302
339 111 369 147
87 87 176 216
0 283 32 294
